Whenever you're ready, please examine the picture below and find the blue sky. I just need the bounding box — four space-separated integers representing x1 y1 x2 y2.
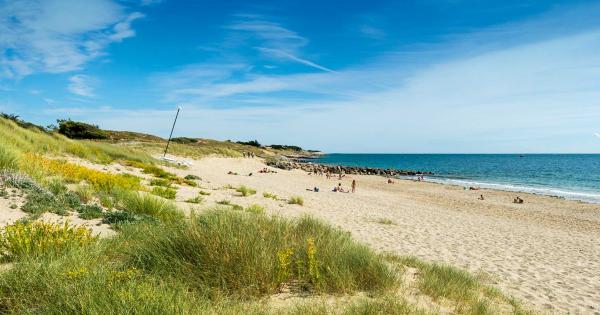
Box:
1 0 600 153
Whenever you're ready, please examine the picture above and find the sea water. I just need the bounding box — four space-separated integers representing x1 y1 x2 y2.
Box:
313 154 600 203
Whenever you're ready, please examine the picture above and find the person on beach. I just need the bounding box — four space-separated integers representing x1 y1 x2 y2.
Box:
352 180 356 193
478 194 485 200
387 178 395 184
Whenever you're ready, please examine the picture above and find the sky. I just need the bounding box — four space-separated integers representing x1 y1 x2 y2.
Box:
1 0 600 153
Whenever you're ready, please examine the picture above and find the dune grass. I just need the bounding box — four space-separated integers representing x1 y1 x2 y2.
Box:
117 210 396 298
0 117 153 165
236 185 257 197
151 186 177 200
0 144 19 171
263 192 279 200
121 192 183 222
288 196 304 206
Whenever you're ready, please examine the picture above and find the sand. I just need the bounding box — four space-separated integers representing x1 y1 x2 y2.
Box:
164 156 600 314
1 155 599 313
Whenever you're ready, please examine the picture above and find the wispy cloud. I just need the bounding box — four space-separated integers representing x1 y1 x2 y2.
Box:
68 74 96 97
257 48 335 73
0 0 144 79
226 14 333 72
594 133 600 139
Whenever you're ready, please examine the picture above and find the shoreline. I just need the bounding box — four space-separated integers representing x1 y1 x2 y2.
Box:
282 157 600 205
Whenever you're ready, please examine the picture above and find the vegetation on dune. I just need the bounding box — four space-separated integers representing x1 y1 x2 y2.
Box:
121 192 183 222
0 221 96 261
288 196 304 206
21 153 141 192
263 192 280 200
57 119 109 140
236 185 257 197
118 210 396 297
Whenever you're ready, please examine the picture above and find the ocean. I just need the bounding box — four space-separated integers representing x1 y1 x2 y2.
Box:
312 154 600 203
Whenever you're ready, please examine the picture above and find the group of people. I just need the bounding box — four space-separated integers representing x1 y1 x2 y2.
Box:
242 152 255 158
332 180 356 193
476 193 525 204
258 167 276 174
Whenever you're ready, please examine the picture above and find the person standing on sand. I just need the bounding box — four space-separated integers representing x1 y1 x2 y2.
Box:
352 180 356 193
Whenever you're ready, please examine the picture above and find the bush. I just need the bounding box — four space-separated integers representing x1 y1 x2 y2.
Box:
0 144 19 171
198 190 211 196
76 204 104 220
184 174 200 180
185 196 203 204
75 185 94 203
119 210 396 298
102 210 155 227
22 154 141 192
151 187 177 200
149 178 171 187
288 196 304 206
236 185 256 197
236 140 262 147
0 221 96 261
122 192 183 222
57 119 108 140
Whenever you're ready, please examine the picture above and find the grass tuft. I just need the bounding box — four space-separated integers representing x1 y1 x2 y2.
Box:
288 196 304 206
151 186 177 200
236 185 256 197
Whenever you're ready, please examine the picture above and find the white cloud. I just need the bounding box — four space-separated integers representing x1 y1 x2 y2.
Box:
68 74 96 97
0 0 144 79
594 133 600 139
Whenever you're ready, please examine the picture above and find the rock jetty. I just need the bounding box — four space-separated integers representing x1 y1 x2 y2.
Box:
266 159 432 177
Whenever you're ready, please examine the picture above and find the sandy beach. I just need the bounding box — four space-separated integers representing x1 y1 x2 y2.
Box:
163 156 600 314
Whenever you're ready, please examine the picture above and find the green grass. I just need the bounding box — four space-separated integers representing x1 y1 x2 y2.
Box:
149 178 171 187
151 186 177 200
385 255 529 314
121 192 183 222
288 196 304 206
185 196 204 204
244 204 265 214
216 200 244 210
198 190 211 196
375 218 395 225
0 144 19 171
236 185 257 197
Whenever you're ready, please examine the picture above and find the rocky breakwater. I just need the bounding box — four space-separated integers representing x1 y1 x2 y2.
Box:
266 159 433 177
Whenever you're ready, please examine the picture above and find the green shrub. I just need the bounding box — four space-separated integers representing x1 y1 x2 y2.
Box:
22 189 70 216
0 221 96 261
151 186 177 200
236 185 256 197
119 210 396 297
288 196 304 206
57 119 109 140
198 190 211 196
76 204 104 220
184 174 200 180
102 210 155 227
122 192 183 222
